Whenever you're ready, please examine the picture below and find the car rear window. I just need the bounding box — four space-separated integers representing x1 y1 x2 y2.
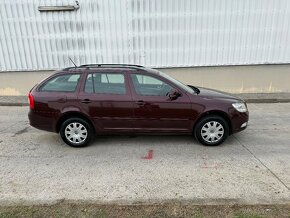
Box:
85 73 126 94
40 74 81 92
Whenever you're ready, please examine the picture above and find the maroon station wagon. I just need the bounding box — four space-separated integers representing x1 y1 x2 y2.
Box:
28 64 249 147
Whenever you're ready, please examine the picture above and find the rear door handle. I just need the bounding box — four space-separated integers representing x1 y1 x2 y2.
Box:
135 100 145 106
81 99 91 104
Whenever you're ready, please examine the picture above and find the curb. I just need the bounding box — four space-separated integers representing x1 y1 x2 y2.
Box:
244 99 290 103
0 102 28 106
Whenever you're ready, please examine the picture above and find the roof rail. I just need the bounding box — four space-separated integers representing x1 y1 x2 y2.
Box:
62 64 145 71
63 64 144 71
78 64 144 68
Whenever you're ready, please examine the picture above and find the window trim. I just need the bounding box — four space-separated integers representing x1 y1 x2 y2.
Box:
38 73 81 93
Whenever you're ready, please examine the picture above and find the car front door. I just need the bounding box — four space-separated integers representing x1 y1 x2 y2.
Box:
78 70 134 133
129 72 193 133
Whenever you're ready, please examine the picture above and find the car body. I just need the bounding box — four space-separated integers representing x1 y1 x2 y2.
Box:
28 64 249 147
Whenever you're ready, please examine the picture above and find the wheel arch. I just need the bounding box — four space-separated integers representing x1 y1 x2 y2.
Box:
193 110 232 134
56 111 95 133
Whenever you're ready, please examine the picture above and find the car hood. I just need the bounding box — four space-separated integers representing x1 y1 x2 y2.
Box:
188 86 243 102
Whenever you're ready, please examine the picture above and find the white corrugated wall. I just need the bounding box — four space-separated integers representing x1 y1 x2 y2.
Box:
0 0 289 71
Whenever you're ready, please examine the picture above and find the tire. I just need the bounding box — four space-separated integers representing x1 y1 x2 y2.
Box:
194 115 229 146
60 117 93 147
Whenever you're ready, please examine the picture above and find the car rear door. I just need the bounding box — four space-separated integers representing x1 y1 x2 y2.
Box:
78 69 135 133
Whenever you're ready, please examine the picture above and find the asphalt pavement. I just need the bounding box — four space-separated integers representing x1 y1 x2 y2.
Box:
0 104 289 206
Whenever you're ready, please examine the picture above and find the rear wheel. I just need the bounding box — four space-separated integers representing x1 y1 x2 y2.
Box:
194 115 229 146
60 118 93 147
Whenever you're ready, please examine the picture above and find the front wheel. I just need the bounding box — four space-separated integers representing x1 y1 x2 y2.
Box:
60 118 93 147
194 115 229 146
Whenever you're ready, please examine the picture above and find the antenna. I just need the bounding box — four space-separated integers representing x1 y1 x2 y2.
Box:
69 57 77 68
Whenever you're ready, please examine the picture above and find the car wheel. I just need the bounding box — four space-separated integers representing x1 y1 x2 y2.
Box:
60 117 93 147
194 115 229 146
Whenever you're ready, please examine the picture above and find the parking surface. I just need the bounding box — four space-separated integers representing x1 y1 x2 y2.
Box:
0 104 289 206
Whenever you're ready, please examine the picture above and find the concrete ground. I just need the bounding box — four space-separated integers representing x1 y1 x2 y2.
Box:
0 104 289 206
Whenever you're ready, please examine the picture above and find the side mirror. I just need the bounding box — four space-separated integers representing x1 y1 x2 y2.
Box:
167 89 181 100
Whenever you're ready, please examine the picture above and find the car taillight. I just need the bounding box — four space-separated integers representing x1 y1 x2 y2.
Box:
28 93 34 109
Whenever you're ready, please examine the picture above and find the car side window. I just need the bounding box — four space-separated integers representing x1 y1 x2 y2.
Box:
130 74 172 96
85 73 126 94
40 74 80 92
84 74 94 93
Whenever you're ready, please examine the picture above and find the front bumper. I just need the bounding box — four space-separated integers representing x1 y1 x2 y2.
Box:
230 110 249 134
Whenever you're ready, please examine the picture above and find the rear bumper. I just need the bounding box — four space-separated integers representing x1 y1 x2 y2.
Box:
28 110 57 132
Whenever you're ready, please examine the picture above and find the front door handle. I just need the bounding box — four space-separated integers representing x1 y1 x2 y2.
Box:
135 100 145 106
81 99 91 104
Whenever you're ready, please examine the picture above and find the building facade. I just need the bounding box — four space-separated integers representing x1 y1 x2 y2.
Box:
0 0 289 71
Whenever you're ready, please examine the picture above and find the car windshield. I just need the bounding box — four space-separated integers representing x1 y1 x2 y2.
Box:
150 69 195 94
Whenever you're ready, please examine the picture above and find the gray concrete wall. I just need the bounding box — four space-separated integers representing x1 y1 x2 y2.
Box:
0 64 289 96
161 64 290 93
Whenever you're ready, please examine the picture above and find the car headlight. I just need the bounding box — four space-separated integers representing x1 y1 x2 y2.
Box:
232 102 247 112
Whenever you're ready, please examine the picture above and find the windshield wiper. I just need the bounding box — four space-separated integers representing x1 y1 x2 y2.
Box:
187 85 200 94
